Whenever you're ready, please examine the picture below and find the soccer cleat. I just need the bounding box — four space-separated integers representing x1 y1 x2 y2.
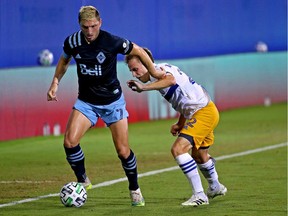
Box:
207 183 227 199
181 193 209 207
79 176 92 190
130 188 145 207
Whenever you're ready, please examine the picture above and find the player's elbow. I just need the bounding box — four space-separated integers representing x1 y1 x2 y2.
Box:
166 74 176 85
170 77 176 85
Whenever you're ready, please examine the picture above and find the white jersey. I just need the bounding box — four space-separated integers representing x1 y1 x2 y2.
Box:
151 63 210 119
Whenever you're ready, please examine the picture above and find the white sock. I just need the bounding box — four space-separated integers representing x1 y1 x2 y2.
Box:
198 158 220 189
175 153 204 194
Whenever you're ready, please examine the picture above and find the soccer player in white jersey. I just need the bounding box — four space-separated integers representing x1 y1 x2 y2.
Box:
125 48 227 207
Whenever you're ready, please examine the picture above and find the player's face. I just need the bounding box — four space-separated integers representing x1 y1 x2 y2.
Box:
127 57 150 83
80 18 102 43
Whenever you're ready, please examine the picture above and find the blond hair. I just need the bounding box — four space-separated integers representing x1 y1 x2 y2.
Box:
78 6 100 23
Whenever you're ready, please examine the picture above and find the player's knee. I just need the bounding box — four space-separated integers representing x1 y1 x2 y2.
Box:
192 149 210 164
63 133 79 148
171 143 187 158
117 146 130 159
170 146 176 157
192 155 202 163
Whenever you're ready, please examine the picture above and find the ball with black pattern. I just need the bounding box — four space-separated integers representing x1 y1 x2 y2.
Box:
60 182 87 207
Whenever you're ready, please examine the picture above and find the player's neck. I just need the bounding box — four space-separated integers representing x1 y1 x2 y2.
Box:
84 37 91 44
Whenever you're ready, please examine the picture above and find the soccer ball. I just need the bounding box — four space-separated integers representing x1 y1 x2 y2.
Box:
37 49 54 66
255 41 268 52
60 182 87 207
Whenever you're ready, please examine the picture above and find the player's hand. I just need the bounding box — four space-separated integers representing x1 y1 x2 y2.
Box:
47 83 58 101
170 123 182 136
127 80 143 93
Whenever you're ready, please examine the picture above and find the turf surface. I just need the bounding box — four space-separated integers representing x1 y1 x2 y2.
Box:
0 103 287 216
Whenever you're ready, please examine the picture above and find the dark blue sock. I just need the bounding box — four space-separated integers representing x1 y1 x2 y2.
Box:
64 144 86 182
119 150 139 190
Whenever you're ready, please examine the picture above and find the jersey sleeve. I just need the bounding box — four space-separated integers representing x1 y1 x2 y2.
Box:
122 39 133 55
62 37 73 59
110 33 133 55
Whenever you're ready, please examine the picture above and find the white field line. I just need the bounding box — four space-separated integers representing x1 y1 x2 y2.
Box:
0 142 286 208
0 180 55 184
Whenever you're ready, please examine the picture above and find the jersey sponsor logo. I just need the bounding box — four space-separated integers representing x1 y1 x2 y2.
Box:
79 64 102 76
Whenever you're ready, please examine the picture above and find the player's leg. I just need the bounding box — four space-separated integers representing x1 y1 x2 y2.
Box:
191 101 227 198
109 118 137 190
103 94 144 206
171 137 208 206
193 145 227 199
109 118 144 206
64 100 94 189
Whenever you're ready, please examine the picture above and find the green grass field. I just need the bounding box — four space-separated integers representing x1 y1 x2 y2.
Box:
0 103 287 216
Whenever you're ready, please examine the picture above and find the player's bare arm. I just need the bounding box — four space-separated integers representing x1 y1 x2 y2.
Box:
130 44 164 79
170 114 186 136
127 80 143 92
47 55 71 101
127 73 176 93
